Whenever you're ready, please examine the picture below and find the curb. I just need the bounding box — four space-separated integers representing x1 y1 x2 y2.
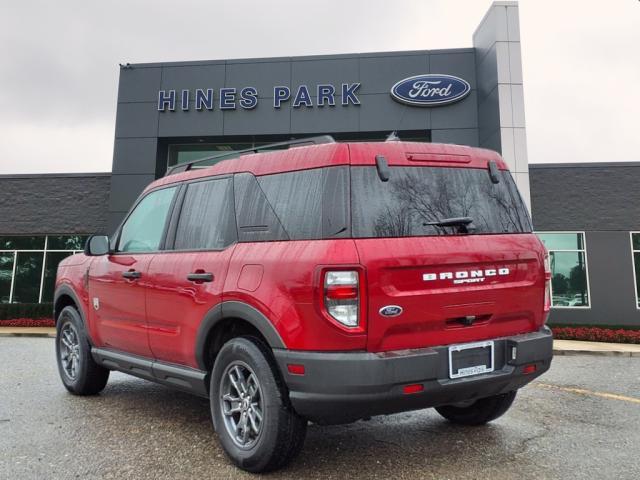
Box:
0 328 56 338
553 349 640 358
0 332 56 338
2 331 639 356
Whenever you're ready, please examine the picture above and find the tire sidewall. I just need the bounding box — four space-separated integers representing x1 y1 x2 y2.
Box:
55 306 92 392
210 337 285 472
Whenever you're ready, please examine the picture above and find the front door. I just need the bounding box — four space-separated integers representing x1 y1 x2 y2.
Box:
145 177 236 367
89 186 178 357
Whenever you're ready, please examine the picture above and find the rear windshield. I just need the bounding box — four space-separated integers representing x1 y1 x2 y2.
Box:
351 166 532 238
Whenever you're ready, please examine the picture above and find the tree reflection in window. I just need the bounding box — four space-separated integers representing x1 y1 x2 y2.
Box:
351 166 531 238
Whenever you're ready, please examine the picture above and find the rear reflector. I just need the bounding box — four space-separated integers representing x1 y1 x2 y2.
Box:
523 364 537 374
403 384 424 395
325 285 359 300
287 364 305 375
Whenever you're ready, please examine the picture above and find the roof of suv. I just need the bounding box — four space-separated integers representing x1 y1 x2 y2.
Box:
145 142 506 194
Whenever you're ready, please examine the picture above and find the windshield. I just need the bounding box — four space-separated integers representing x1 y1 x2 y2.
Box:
351 166 532 238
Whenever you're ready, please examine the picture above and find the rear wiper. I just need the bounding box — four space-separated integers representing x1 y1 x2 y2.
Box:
423 217 476 233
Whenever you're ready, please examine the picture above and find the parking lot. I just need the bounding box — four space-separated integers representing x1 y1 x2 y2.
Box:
1 337 639 479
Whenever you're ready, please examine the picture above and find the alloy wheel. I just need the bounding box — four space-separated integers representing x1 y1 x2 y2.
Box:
219 361 265 449
59 323 81 380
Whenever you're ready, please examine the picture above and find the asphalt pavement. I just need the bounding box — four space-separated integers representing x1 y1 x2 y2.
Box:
1 337 639 479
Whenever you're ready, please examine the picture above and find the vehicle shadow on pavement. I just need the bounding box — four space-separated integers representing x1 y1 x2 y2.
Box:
83 374 524 478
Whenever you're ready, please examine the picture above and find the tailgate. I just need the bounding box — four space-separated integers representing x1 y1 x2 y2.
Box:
356 234 546 352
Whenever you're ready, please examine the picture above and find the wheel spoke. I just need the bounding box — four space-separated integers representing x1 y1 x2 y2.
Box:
248 410 261 434
233 366 248 395
240 413 249 443
228 370 242 396
248 373 259 400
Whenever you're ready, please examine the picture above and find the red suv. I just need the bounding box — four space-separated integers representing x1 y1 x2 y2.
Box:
54 137 553 473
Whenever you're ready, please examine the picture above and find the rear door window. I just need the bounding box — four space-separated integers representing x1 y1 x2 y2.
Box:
174 178 236 250
351 166 531 238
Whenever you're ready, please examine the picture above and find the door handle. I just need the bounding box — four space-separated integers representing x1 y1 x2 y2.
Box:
187 272 214 283
122 270 141 279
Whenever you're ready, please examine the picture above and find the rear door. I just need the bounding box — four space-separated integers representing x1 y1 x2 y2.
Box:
349 152 545 352
145 176 237 367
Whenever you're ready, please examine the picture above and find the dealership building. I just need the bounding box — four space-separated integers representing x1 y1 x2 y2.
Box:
0 1 638 327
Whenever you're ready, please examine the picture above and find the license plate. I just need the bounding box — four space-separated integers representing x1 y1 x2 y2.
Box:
448 340 494 379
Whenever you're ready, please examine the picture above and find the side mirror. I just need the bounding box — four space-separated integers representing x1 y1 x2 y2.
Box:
85 235 110 256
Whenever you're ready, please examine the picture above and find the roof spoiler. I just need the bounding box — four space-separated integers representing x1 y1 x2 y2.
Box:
164 135 335 177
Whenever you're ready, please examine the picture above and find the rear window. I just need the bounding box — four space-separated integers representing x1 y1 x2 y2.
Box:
351 166 532 238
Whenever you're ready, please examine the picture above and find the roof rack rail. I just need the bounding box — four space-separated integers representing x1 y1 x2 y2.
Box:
164 135 335 176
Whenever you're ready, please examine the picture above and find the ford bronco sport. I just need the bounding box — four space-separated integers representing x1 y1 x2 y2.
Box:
54 137 553 472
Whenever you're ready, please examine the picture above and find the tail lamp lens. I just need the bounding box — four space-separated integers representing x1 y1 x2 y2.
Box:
324 271 359 327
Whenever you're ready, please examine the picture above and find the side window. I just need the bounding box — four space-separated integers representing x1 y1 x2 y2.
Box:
256 167 348 240
537 232 590 308
174 178 236 250
118 187 177 253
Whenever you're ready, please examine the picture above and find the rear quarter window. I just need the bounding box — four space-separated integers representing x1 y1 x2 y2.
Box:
256 167 349 240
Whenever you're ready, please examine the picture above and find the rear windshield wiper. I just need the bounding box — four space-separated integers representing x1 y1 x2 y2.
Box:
423 217 476 233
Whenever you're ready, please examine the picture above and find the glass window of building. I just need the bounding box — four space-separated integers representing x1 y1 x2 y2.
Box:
632 233 640 309
537 232 590 308
0 235 89 304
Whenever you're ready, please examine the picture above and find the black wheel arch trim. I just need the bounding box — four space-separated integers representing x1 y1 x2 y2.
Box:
195 300 286 371
53 284 96 345
54 285 85 324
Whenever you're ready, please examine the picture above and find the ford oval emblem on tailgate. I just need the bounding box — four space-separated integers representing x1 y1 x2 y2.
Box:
379 305 403 317
390 74 471 107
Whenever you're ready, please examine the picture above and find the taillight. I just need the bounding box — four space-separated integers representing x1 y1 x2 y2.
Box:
324 270 359 328
543 251 552 322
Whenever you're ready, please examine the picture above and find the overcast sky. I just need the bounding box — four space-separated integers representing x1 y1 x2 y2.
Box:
0 0 638 174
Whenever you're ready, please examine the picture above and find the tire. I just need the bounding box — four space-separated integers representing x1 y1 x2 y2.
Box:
55 305 109 395
210 336 307 473
435 391 517 426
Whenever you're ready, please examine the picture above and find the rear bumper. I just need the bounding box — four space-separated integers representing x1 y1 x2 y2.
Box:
273 327 553 424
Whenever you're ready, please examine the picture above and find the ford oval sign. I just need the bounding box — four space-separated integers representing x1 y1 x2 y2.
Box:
379 305 403 317
390 74 471 107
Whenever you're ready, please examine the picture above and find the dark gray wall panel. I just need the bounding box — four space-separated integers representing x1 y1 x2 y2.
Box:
0 174 110 234
160 64 226 91
530 164 640 231
475 44 498 101
547 231 640 327
107 174 155 213
291 58 359 89
115 102 158 138
112 138 159 174
429 52 476 89
158 108 223 137
290 102 359 133
225 61 291 98
477 86 500 145
358 94 429 132
223 106 290 135
431 91 478 129
431 128 479 146
117 67 162 103
358 54 429 94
